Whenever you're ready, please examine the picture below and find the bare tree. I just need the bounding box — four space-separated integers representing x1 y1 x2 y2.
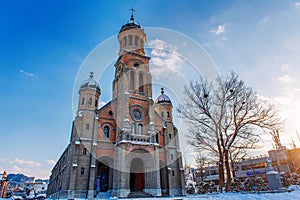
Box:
178 72 281 192
195 153 208 182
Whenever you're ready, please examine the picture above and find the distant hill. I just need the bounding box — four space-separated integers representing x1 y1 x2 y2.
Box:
7 173 49 187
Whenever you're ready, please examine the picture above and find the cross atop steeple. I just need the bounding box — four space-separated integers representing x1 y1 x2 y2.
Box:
90 72 94 79
129 7 136 22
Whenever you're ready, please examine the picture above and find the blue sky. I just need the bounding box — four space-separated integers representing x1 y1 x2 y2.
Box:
1 0 300 179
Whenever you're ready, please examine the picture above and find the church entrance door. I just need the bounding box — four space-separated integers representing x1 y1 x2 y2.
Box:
97 162 109 192
130 158 145 192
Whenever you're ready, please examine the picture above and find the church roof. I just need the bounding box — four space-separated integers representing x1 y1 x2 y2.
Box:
155 88 172 105
80 72 101 92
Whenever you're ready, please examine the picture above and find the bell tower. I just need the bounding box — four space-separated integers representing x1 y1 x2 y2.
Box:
112 11 153 137
111 11 161 197
69 72 101 198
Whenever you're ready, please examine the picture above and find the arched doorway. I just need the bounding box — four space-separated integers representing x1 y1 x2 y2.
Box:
130 158 145 192
97 162 109 192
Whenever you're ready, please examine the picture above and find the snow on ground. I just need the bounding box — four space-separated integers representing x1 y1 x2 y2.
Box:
122 189 300 200
2 189 300 200
180 190 300 200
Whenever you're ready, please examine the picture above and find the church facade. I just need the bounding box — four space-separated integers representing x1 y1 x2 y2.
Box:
47 14 185 199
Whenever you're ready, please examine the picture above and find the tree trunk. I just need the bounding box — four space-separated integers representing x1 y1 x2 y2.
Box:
218 156 224 192
224 150 232 192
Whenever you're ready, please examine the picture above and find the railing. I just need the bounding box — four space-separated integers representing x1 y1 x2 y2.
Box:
121 133 155 143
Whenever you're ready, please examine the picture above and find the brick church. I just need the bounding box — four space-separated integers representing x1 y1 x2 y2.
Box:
47 13 185 199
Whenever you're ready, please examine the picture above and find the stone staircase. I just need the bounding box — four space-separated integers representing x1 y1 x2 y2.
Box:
96 191 112 199
127 191 153 198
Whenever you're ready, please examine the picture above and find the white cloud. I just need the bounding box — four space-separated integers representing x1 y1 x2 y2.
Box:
46 160 56 165
259 16 271 25
20 69 35 77
210 25 226 35
13 158 41 167
280 64 290 72
278 74 296 84
148 39 184 79
11 165 30 175
295 2 300 7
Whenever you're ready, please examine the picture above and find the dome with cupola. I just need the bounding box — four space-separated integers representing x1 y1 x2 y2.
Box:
119 10 142 33
80 72 101 93
155 88 172 105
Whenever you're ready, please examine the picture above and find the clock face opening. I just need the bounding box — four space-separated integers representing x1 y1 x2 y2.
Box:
132 109 142 121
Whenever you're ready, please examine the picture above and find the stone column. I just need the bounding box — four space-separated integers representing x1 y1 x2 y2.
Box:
154 146 162 196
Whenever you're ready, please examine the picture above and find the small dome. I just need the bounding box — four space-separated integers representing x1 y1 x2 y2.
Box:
119 22 142 33
119 12 142 33
80 72 101 92
155 88 172 105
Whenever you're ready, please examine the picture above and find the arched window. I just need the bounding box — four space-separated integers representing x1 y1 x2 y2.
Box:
81 97 85 105
169 134 172 139
86 124 89 130
131 123 136 134
139 72 144 94
83 148 87 155
130 70 135 92
81 167 85 175
103 126 109 138
135 36 139 46
161 112 164 118
138 123 143 134
167 111 170 118
95 99 98 108
129 35 133 46
88 98 92 105
123 36 127 47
